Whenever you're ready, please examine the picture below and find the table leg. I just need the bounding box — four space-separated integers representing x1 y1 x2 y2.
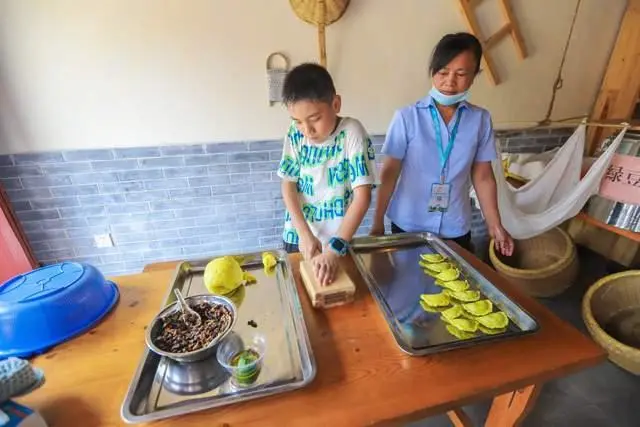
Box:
447 409 474 427
484 384 540 427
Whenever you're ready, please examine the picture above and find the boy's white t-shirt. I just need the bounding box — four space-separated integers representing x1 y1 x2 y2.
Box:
277 117 378 245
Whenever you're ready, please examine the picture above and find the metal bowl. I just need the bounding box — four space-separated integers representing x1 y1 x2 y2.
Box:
145 294 237 363
161 356 229 395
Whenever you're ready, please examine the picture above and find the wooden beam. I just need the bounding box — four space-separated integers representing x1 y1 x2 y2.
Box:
457 0 499 85
587 0 640 155
457 0 527 85
447 409 474 427
485 23 512 49
498 0 527 59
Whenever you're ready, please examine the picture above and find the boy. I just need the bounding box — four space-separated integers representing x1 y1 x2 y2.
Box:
277 63 378 286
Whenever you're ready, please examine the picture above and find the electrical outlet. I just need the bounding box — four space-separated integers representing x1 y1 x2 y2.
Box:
94 233 114 248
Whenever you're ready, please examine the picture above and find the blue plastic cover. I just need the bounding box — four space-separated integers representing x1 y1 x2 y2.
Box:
0 262 119 358
0 263 84 303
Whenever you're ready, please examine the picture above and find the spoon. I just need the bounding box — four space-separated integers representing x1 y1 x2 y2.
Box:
174 289 202 327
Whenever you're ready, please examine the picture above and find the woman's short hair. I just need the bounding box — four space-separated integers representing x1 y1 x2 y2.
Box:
429 32 483 76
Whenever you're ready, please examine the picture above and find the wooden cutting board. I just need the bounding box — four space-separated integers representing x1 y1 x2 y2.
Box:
299 259 355 308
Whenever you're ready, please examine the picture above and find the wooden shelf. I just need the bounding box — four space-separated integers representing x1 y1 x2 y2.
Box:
575 211 640 243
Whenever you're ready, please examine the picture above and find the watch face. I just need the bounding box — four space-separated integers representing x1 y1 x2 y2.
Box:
332 239 345 252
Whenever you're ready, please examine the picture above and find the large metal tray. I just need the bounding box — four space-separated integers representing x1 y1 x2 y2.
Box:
349 233 539 356
121 251 316 424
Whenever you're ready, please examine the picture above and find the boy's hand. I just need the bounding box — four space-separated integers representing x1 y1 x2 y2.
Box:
299 232 321 260
312 251 339 286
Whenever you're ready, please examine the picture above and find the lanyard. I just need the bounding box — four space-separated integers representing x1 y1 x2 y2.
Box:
429 106 463 184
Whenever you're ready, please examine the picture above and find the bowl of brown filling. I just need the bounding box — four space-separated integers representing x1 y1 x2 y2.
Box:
145 294 237 363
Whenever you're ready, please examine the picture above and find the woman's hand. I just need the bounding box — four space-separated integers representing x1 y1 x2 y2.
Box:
312 251 339 286
372 158 402 237
489 223 514 256
299 232 322 260
369 220 385 236
471 162 513 256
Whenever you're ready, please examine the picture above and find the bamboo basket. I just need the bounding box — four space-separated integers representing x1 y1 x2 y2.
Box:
582 271 640 375
489 227 578 297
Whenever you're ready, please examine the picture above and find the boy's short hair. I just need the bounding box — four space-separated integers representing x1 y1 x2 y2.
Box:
282 63 336 105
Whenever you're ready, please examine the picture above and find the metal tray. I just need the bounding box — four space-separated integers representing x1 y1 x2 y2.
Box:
121 251 316 424
349 233 539 356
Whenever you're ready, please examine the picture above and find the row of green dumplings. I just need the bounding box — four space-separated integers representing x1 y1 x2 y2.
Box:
418 253 509 340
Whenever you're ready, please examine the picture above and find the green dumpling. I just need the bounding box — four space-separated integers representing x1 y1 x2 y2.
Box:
420 261 452 273
448 317 479 332
446 324 476 340
420 300 447 313
441 304 463 321
420 292 451 307
440 280 470 292
462 300 493 316
422 268 440 278
447 290 481 302
479 325 507 335
477 312 509 329
420 253 446 263
435 268 460 282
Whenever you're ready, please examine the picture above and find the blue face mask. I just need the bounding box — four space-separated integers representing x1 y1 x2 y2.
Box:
429 86 469 106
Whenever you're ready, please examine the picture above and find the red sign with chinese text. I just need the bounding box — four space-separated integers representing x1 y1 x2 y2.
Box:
599 153 640 205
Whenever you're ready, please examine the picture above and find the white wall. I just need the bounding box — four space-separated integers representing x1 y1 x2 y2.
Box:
0 0 626 154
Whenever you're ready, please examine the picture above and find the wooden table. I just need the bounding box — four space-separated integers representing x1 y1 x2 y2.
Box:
18 246 605 426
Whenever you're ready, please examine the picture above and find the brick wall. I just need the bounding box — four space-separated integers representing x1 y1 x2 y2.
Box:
0 127 573 275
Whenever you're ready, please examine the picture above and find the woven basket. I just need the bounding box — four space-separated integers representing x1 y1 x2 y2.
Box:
489 227 578 297
582 271 640 375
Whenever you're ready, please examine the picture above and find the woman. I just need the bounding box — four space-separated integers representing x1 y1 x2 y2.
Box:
371 32 514 256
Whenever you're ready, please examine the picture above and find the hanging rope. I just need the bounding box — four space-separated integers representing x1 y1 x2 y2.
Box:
538 0 583 126
493 118 640 132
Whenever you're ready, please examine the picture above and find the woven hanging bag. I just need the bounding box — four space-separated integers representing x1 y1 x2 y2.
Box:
266 52 290 106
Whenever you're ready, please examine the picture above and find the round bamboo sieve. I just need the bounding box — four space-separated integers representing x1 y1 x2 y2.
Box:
290 0 350 67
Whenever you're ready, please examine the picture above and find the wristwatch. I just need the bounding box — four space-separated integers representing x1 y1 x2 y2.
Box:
328 237 349 257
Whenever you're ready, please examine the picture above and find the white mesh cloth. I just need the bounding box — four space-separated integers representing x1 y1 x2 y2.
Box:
490 124 627 239
0 357 44 403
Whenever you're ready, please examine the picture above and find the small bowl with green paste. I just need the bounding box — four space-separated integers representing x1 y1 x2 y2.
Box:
216 332 266 387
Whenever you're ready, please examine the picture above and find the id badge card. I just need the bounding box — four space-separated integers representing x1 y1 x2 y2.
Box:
428 183 451 212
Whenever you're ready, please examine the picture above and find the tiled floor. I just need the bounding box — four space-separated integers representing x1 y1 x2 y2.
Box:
410 248 640 427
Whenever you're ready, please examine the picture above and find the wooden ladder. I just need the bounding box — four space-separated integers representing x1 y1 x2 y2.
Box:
456 0 527 85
